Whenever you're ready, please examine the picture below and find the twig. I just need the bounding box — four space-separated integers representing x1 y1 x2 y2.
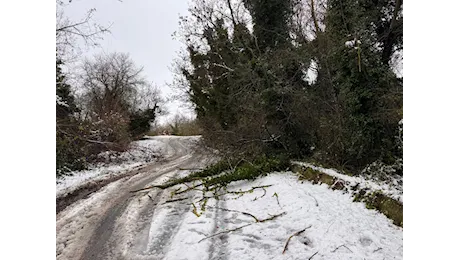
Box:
208 206 259 222
175 183 205 195
252 187 267 201
259 212 286 222
331 244 353 253
130 185 163 193
307 192 319 207
324 220 335 235
162 197 188 204
226 185 273 196
197 212 286 243
308 251 319 260
178 183 205 194
273 192 282 208
147 194 154 201
282 225 312 254
198 223 253 243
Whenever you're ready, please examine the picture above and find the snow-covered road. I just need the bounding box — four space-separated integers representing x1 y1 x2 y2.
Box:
56 136 402 260
56 136 214 260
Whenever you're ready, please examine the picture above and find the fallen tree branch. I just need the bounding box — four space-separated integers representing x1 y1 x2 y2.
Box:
282 225 312 254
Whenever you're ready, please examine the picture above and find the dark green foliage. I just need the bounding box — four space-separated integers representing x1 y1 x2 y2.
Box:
56 129 87 174
56 58 87 175
180 0 402 172
158 160 235 189
159 156 289 190
56 58 78 120
203 156 290 188
129 106 159 138
56 121 97 175
307 0 403 169
184 19 240 130
243 0 293 50
182 16 315 159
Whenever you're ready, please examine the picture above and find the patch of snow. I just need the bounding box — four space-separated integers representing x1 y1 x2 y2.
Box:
151 172 402 260
345 39 361 48
345 40 355 48
56 138 167 198
56 163 143 198
57 136 402 259
303 60 318 85
56 95 69 107
293 161 403 203
390 48 403 78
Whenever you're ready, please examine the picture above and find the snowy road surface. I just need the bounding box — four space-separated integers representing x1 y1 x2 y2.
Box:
56 136 214 260
56 136 403 260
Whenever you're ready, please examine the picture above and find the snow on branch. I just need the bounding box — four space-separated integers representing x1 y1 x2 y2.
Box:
56 95 69 108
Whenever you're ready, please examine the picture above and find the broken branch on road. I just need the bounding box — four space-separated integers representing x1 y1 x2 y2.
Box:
130 185 163 193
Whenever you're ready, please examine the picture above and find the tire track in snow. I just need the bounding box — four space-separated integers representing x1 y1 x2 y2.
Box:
207 199 230 260
56 136 214 260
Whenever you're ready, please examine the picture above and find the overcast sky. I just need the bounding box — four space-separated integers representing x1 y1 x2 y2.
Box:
63 0 193 125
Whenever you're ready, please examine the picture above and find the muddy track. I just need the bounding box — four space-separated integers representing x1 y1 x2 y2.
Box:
56 164 147 214
56 136 214 260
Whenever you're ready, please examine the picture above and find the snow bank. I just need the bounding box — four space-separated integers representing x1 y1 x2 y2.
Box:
56 138 166 198
293 161 403 203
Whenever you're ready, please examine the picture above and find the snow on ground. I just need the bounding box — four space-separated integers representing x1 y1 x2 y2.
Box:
56 180 128 260
293 161 403 203
57 136 402 259
56 137 167 198
146 172 403 260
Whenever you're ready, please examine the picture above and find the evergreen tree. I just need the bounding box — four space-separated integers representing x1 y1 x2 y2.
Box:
56 58 78 120
243 0 293 50
56 57 87 175
308 0 403 167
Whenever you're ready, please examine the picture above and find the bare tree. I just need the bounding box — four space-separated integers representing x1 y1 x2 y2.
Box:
56 1 111 63
80 52 163 143
81 52 160 116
